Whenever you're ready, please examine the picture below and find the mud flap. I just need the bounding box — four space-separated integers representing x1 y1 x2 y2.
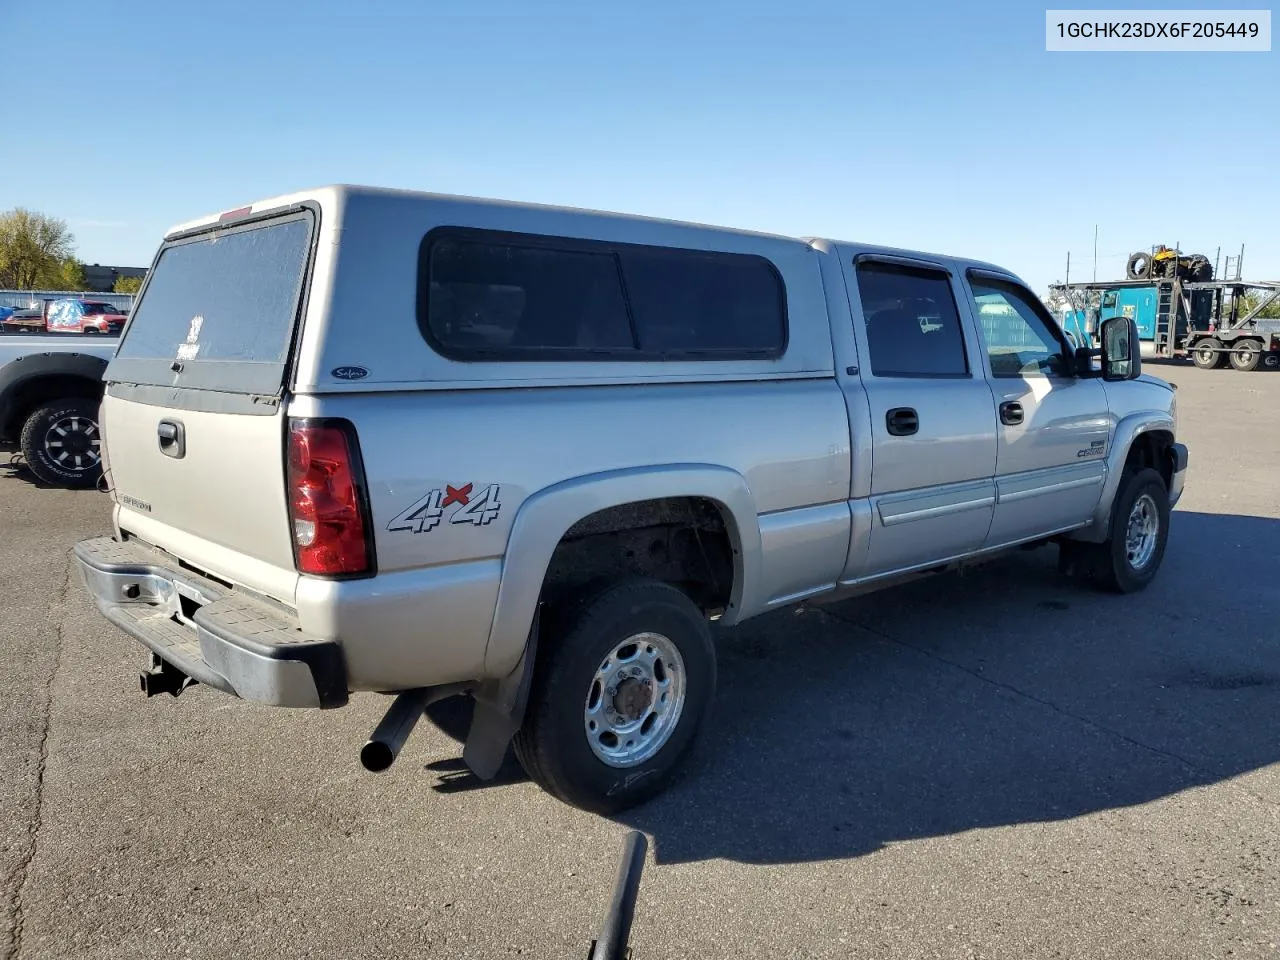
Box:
463 610 540 780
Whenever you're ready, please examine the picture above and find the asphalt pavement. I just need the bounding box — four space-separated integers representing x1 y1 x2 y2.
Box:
2 363 1278 960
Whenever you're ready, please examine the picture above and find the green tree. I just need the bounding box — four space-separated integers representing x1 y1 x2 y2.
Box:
54 258 85 291
0 208 77 289
113 274 144 294
1235 292 1280 321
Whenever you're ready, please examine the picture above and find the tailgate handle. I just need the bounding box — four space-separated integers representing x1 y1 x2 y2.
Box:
157 419 186 459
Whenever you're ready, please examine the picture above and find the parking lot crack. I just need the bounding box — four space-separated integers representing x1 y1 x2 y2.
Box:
818 607 1280 813
4 559 73 960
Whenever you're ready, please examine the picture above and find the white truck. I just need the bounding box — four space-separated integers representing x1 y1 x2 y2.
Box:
0 328 115 487
74 186 1188 813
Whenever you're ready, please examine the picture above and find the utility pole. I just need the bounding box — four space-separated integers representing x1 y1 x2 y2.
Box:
1066 251 1071 286
1092 225 1098 282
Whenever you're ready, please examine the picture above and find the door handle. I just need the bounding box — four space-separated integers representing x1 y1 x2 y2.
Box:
885 407 919 437
157 419 186 459
999 401 1024 426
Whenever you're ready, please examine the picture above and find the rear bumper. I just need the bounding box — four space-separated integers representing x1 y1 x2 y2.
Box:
1168 442 1189 508
73 536 347 708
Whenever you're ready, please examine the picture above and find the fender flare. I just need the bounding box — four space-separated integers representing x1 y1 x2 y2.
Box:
481 463 762 678
1070 411 1175 543
0 352 108 435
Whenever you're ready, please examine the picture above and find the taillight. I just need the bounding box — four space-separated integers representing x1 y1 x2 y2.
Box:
286 419 374 577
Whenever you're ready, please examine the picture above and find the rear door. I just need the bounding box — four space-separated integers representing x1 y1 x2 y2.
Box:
963 271 1109 547
840 255 998 578
102 208 317 601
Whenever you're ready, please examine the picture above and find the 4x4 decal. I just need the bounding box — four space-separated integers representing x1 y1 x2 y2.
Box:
387 483 502 534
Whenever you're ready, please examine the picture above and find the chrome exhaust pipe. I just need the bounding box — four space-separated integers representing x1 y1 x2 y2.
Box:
359 684 471 772
360 688 430 772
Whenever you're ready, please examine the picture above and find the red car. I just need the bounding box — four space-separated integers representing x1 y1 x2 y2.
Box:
44 298 128 334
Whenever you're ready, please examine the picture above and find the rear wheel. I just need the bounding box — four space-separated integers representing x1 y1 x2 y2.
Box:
1229 339 1262 372
1190 337 1225 369
18 398 103 489
513 579 716 814
1262 351 1280 371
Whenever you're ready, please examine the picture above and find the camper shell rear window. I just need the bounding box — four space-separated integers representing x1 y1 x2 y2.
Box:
108 208 316 396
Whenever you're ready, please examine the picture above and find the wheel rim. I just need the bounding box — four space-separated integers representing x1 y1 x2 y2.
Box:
1236 346 1256 366
1124 493 1159 571
43 415 101 472
583 631 686 768
1195 345 1215 365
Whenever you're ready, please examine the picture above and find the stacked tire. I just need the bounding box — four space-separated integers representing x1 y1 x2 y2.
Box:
1126 252 1152 280
1126 251 1213 282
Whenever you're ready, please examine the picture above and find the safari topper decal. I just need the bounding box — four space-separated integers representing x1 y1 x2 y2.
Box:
388 483 502 534
176 315 204 362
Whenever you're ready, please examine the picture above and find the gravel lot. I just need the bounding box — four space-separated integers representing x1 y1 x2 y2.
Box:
3 363 1278 960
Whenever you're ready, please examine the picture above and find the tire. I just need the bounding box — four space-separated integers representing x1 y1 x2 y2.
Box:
513 578 716 814
18 398 103 489
1229 339 1262 372
1190 337 1225 369
1060 468 1170 594
1126 251 1152 280
1189 256 1213 282
1262 351 1280 371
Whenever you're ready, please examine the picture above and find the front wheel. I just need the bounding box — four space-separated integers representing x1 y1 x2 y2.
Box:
18 398 103 489
513 579 716 814
1060 468 1170 594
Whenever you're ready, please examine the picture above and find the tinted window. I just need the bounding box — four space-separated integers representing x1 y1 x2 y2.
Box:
619 248 785 354
424 237 632 353
419 229 786 360
115 217 311 365
854 262 968 377
969 278 1068 377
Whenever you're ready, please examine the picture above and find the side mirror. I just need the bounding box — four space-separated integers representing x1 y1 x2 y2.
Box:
1073 345 1099 377
1100 315 1141 381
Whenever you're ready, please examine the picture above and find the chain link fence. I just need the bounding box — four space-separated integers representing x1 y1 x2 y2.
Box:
0 289 136 312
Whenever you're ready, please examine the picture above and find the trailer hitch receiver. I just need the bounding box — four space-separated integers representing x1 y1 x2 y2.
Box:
140 654 195 698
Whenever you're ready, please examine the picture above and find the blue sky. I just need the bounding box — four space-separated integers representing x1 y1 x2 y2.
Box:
1 0 1275 294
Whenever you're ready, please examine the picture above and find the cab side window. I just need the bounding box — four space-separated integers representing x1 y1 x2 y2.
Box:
969 278 1070 378
853 262 969 378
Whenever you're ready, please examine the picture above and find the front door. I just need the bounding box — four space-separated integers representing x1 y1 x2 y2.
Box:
841 256 998 579
964 271 1110 547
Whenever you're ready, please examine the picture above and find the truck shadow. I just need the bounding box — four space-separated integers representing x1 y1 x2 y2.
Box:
609 510 1280 865
0 442 61 490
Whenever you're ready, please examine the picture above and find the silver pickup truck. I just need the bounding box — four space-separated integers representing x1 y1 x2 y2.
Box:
74 186 1188 813
0 329 116 487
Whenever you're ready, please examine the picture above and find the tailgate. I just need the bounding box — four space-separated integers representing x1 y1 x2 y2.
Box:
103 208 316 603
